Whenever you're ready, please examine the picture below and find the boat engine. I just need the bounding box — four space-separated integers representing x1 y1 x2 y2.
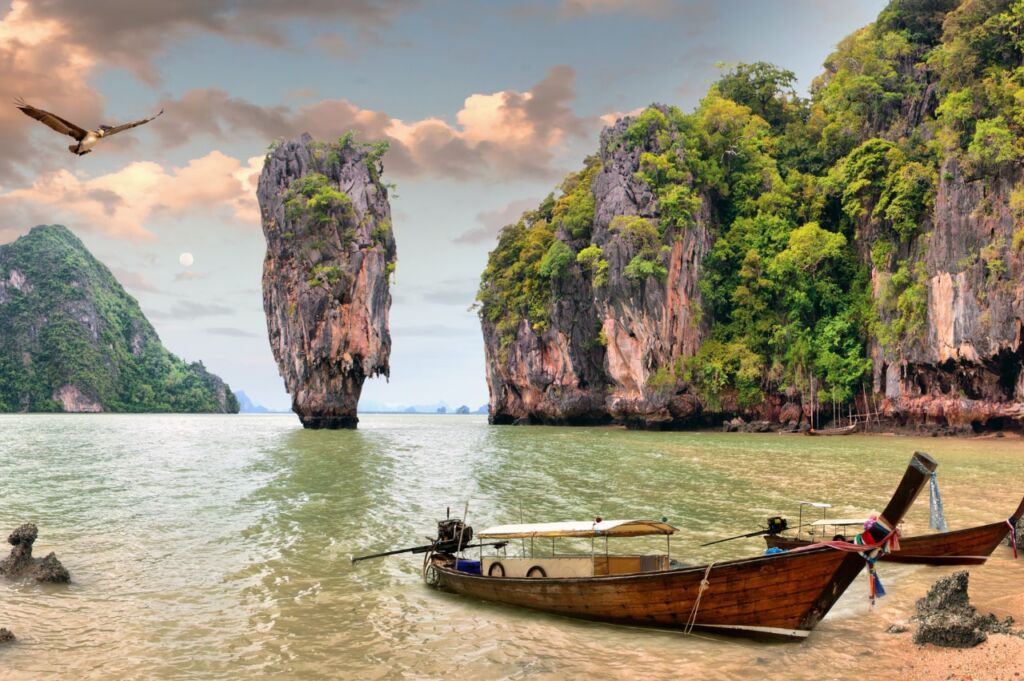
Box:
766 516 788 535
435 518 474 553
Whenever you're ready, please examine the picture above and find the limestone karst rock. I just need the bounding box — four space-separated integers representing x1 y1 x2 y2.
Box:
477 1 1024 430
0 523 70 583
258 134 396 429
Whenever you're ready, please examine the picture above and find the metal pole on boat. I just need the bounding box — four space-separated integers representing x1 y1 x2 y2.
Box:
457 501 469 558
520 500 527 557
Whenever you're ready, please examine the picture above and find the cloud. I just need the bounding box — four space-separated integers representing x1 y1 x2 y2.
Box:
560 0 671 16
207 326 259 338
23 0 414 83
0 151 263 240
155 66 587 180
416 277 479 307
454 198 540 244
392 323 477 338
315 33 351 58
111 267 159 293
0 1 104 182
599 107 645 128
151 300 234 320
174 271 207 282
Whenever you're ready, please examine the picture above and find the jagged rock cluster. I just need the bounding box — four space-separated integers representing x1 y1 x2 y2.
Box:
0 523 69 583
258 134 396 428
912 571 1014 648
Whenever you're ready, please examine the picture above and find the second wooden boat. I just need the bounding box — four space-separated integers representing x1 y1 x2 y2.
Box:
765 496 1024 565
423 451 937 641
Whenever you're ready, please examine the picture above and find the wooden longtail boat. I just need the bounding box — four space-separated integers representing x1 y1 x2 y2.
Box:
764 496 1024 565
425 451 937 641
805 423 858 436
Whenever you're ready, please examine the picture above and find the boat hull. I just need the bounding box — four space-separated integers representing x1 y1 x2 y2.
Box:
426 450 938 642
432 546 866 641
765 520 1013 565
805 424 858 436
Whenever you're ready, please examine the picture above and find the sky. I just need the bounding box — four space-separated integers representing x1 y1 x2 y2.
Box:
0 0 888 411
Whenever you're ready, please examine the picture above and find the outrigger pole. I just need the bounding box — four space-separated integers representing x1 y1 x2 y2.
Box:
700 516 788 547
351 540 509 563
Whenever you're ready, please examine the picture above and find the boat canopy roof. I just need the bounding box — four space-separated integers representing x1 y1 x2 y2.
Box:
478 519 677 539
810 518 868 527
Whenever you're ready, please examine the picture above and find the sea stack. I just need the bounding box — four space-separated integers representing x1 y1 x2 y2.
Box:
258 133 396 429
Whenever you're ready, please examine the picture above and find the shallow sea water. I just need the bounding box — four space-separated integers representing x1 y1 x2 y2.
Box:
1 414 1022 679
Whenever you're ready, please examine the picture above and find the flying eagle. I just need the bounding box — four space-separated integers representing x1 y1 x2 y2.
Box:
15 98 164 156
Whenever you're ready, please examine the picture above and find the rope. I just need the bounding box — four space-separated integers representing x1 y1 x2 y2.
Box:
684 561 715 635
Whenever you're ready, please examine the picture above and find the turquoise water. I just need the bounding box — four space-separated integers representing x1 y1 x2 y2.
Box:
1 414 1021 679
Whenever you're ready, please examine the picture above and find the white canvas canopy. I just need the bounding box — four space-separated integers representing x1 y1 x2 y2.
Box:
478 519 677 540
810 518 869 527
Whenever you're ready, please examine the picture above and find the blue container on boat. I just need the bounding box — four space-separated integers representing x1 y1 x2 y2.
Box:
455 559 481 575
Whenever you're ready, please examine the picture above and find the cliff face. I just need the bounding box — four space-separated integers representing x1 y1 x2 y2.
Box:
258 133 396 429
0 225 238 413
479 0 1024 431
876 159 1024 429
481 112 712 425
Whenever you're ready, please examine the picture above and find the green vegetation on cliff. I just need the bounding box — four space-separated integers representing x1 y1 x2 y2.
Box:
478 0 1024 407
0 225 239 413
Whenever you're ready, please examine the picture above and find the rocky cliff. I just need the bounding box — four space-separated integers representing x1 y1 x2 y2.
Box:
478 0 1024 431
258 133 396 429
0 225 238 413
479 116 712 426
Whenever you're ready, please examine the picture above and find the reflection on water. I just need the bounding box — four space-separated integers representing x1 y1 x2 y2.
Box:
0 414 1022 679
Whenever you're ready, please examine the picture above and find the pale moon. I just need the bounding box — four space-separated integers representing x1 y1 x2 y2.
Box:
178 252 194 267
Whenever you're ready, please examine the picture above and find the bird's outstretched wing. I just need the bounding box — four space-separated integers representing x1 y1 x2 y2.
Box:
15 98 88 141
100 109 164 137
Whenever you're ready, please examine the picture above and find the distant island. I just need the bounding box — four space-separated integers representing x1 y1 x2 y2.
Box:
358 400 488 414
234 391 281 414
0 225 238 413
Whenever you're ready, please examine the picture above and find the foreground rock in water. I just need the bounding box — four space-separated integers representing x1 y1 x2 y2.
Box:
912 571 1012 648
258 134 396 429
0 524 69 583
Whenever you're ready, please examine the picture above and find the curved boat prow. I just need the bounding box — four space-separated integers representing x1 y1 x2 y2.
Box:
797 450 937 631
879 451 939 528
1010 495 1024 525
